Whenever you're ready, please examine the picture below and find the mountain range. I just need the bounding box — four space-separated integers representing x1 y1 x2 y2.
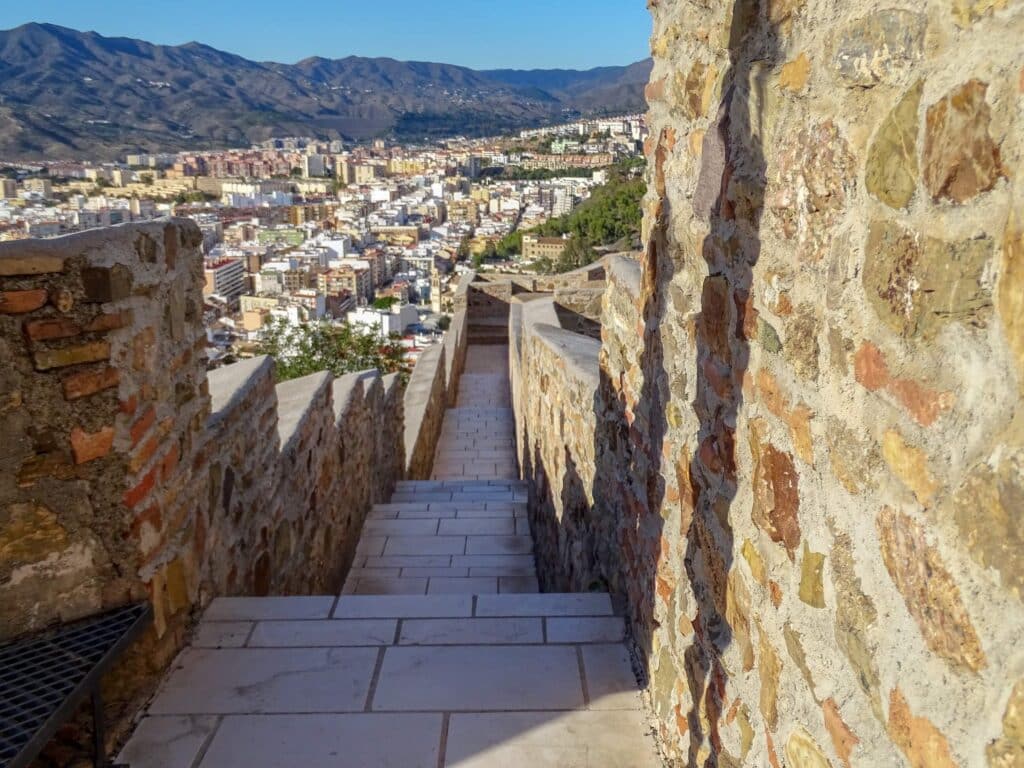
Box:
0 23 652 161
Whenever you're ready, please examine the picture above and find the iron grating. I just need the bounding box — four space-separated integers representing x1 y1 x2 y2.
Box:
0 602 152 768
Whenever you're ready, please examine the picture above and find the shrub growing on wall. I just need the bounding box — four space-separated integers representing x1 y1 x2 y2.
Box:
256 318 410 382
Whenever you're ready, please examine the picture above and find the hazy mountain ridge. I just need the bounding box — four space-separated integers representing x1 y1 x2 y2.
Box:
0 23 652 160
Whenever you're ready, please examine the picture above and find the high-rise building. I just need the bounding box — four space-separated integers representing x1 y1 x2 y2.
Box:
203 258 246 307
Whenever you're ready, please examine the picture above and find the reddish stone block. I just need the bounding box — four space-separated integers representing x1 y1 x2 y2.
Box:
749 419 801 559
854 342 888 391
131 407 156 447
85 311 131 333
168 347 191 373
160 443 180 481
70 425 115 464
120 395 138 416
24 317 82 342
855 341 954 426
1 289 48 314
645 76 667 102
124 466 158 509
887 378 956 427
63 366 120 400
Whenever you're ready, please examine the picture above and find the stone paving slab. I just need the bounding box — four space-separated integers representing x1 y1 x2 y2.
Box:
581 644 644 711
198 714 442 768
193 621 252 648
399 618 543 645
464 535 534 555
394 508 459 519
469 566 537 578
117 715 218 768
348 575 428 595
396 480 526 491
401 566 470 578
453 507 522 518
333 595 473 618
476 594 614 617
248 620 397 647
363 555 454 568
439 518 517 536
355 535 387 557
427 577 498 594
372 502 432 513
546 617 626 644
452 555 535 569
346 566 401 579
372 645 584 711
499 576 541 594
444 710 661 768
383 535 467 555
203 596 335 622
149 648 377 714
362 518 440 536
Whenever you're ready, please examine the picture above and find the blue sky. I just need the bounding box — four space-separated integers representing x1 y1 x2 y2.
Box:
1 0 652 70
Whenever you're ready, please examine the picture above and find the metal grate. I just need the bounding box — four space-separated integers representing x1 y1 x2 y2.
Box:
0 602 152 768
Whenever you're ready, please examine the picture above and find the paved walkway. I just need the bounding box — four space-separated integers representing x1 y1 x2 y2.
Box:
120 346 661 767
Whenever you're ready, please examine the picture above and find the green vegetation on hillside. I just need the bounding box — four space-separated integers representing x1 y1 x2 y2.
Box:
494 167 597 181
497 157 645 274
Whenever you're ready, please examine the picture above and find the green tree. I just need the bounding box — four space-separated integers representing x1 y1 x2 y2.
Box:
532 235 599 275
140 173 154 186
372 296 398 311
255 318 409 383
495 231 522 259
456 236 471 261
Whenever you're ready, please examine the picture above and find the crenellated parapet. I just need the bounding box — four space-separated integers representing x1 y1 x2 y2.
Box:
0 220 463 744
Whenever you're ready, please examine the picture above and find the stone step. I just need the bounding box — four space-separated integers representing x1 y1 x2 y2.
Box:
389 490 527 503
368 505 526 520
197 593 615 624
394 479 527 491
362 517 528 537
191 614 624 649
342 573 540 596
119 342 664 767
358 553 534 568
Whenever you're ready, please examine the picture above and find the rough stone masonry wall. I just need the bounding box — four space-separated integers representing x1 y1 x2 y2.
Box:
0 221 410 756
515 1 1024 766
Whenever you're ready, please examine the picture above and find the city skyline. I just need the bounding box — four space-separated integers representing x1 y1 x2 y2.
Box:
0 0 652 70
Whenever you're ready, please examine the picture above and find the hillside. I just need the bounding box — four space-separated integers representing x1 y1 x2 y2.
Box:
0 23 652 160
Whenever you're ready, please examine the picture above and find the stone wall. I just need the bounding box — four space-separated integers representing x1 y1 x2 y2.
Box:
513 1 1024 764
0 221 418 756
403 304 468 478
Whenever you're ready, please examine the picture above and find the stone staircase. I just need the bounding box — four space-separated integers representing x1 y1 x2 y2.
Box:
118 346 662 767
